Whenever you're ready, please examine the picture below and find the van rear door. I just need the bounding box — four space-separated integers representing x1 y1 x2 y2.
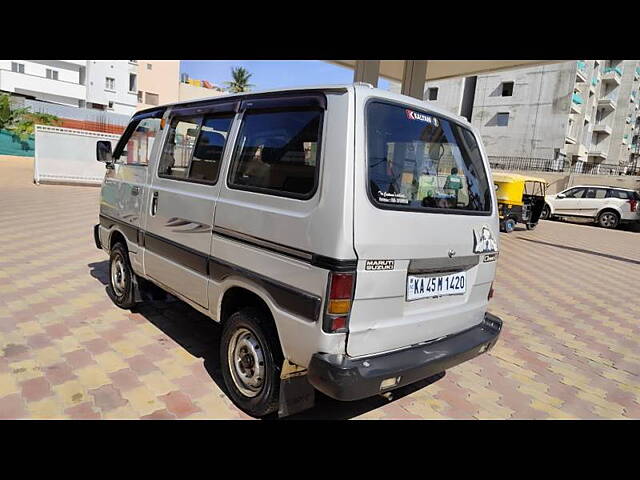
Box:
348 95 499 358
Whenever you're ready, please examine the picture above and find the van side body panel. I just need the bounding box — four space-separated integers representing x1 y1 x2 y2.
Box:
209 89 356 365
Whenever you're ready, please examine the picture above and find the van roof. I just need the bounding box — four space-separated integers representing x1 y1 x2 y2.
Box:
135 83 472 127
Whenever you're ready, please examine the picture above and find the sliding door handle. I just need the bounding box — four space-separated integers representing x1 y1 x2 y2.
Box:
151 191 159 216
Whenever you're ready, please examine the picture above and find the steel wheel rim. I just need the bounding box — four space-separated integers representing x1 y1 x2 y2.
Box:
111 254 127 297
227 327 266 398
601 213 616 228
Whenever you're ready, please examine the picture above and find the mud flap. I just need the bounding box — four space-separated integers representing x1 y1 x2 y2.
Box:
277 360 315 418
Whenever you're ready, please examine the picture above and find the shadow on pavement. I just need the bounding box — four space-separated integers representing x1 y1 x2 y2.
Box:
87 260 445 420
89 261 109 286
517 237 640 265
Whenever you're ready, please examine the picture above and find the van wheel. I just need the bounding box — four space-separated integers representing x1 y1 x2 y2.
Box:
108 242 137 309
525 222 537 230
597 211 619 229
220 308 283 418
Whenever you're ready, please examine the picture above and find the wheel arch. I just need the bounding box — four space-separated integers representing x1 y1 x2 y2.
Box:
217 282 287 357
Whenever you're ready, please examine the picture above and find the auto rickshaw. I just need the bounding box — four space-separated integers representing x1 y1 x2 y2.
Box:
493 173 548 232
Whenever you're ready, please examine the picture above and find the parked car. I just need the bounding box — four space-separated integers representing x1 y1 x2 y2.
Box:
540 185 640 229
93 84 502 418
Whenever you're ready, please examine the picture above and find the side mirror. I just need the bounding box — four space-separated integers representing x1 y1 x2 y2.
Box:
96 141 113 164
557 193 566 199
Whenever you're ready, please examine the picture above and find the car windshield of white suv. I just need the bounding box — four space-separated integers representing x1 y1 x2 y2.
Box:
367 101 491 213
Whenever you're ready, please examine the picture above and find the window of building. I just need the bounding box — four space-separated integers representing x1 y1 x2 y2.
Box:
108 101 114 109
105 77 115 91
427 87 439 101
147 63 152 70
46 69 59 80
228 108 323 198
11 62 25 73
137 91 143 103
145 92 159 106
497 112 509 126
501 82 514 96
129 73 137 93
118 117 163 166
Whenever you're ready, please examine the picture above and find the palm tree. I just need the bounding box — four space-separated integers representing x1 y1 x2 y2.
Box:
224 66 254 93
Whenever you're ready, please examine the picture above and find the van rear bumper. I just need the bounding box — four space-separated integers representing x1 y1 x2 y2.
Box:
307 312 502 402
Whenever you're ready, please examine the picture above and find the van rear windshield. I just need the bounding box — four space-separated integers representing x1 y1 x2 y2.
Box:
366 101 492 214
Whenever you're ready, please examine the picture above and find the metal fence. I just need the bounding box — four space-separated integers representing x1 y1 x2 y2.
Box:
488 156 568 173
488 155 640 176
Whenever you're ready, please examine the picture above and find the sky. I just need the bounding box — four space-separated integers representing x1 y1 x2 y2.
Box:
180 60 391 91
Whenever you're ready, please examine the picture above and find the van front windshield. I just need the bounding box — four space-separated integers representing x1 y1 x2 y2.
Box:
367 101 492 213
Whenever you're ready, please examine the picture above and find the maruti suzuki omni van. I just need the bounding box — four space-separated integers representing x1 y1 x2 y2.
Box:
94 83 502 418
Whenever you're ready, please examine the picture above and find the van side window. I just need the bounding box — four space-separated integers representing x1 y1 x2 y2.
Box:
228 108 323 198
188 116 233 183
158 116 201 179
118 117 162 166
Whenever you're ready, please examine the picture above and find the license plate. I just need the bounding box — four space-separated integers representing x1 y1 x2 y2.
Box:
406 272 467 301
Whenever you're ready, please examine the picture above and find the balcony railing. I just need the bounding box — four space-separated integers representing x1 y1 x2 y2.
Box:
603 66 623 76
488 156 640 176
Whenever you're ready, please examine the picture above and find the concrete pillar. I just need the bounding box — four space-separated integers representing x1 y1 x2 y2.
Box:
460 76 478 122
401 60 428 99
353 60 380 87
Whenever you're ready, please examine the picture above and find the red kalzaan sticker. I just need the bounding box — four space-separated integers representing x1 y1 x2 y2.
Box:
405 109 437 125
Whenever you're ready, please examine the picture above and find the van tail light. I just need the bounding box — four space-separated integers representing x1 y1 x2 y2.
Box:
629 198 637 212
488 282 495 301
323 272 356 333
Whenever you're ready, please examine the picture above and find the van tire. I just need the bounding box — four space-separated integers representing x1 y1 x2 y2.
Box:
108 242 137 309
220 307 283 418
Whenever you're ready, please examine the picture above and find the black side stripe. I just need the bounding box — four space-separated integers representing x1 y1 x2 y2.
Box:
99 214 322 322
144 231 209 276
212 226 358 272
209 257 321 322
99 214 139 245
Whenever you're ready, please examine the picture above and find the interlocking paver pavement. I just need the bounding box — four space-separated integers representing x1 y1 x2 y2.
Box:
1 155 639 419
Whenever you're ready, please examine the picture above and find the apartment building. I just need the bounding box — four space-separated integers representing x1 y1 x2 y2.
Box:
136 60 180 110
0 60 87 108
85 61 138 115
0 60 138 116
424 60 640 173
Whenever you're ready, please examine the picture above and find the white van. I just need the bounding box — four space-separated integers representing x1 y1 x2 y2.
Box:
94 84 502 418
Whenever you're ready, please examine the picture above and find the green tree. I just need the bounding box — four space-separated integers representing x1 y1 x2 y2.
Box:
0 93 59 140
224 66 254 93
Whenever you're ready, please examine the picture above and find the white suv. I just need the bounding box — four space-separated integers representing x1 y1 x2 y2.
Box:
540 185 640 229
